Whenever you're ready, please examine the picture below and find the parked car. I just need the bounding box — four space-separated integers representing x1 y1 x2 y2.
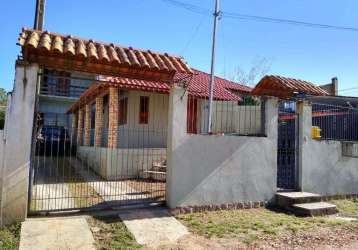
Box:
36 126 76 156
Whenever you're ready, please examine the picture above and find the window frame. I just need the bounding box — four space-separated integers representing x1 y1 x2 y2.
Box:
119 97 128 125
139 96 149 124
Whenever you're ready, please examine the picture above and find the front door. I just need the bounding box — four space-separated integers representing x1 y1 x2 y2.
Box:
277 102 299 190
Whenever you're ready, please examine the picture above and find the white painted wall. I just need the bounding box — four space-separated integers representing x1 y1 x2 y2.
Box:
298 102 358 196
107 90 169 148
77 146 166 180
166 86 278 208
0 63 39 225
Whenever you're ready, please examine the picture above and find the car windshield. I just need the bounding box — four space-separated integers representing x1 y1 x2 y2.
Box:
42 127 67 138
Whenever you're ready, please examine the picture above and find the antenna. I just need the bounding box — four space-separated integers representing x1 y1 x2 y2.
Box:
33 0 46 30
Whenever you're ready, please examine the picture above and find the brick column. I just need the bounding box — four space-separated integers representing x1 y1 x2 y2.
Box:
77 109 84 145
84 104 91 146
71 112 77 142
94 96 104 147
108 87 119 148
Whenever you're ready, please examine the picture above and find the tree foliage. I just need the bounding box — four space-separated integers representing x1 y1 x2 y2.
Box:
0 88 8 129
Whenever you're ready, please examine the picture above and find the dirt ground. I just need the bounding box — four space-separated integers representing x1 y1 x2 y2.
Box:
87 199 358 250
144 224 358 250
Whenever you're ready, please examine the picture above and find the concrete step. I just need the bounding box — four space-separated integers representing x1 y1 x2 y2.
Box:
276 192 322 208
140 170 166 181
152 165 167 172
292 202 338 216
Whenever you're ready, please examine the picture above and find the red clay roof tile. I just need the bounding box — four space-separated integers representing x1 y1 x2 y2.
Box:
18 28 192 75
251 75 329 98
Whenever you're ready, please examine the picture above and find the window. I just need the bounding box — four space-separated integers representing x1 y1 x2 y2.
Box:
139 96 149 124
119 97 128 125
43 69 71 96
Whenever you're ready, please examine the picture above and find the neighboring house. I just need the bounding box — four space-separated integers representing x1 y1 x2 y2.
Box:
251 75 358 142
251 75 329 99
309 95 358 141
319 77 339 96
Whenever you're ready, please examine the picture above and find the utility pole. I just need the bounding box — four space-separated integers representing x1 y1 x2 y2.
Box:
207 0 221 133
33 0 46 30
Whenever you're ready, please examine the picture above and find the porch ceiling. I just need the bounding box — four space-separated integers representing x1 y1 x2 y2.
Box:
18 28 192 82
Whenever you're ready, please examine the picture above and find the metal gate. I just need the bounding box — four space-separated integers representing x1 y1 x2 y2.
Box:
277 101 299 190
29 92 168 214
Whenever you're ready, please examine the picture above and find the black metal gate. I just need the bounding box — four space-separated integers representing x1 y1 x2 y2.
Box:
277 102 299 190
29 92 168 214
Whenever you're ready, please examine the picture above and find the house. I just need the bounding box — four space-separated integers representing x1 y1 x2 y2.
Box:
14 28 258 189
63 69 253 179
2 26 358 226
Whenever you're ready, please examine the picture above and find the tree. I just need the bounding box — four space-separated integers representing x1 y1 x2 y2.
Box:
222 57 272 106
223 57 272 87
0 88 8 129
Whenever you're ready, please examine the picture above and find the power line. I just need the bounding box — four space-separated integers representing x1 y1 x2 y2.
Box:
160 0 210 15
160 0 358 32
179 14 207 55
223 12 358 32
339 87 358 93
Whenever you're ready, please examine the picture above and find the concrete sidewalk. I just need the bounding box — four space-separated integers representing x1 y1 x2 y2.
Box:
19 217 96 250
118 207 189 245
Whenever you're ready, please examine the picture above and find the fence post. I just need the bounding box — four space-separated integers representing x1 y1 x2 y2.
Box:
297 100 312 191
166 85 188 208
264 97 279 139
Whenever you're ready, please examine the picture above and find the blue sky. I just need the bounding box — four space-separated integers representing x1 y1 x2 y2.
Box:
1 0 357 96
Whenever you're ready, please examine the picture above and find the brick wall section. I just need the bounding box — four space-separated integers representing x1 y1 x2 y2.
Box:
77 109 84 145
108 87 119 148
84 104 91 146
94 96 104 147
71 112 77 142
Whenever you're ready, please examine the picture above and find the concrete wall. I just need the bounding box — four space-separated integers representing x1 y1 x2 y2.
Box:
77 146 166 180
0 63 39 225
166 86 278 208
298 101 358 195
0 130 4 209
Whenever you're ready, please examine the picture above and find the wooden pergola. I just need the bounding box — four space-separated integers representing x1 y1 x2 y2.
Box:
18 28 193 148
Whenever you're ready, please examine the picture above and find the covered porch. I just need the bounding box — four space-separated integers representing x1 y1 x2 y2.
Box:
68 77 171 181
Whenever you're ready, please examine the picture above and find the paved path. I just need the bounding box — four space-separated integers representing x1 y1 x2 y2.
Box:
19 217 96 250
32 158 76 211
66 158 145 203
118 207 189 245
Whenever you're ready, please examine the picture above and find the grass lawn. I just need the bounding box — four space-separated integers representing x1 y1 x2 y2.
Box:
87 214 141 250
0 223 21 250
177 199 358 248
331 198 358 216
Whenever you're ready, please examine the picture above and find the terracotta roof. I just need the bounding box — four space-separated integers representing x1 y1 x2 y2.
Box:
68 69 249 112
189 69 251 100
98 75 171 93
99 69 250 100
251 75 329 98
18 28 192 80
